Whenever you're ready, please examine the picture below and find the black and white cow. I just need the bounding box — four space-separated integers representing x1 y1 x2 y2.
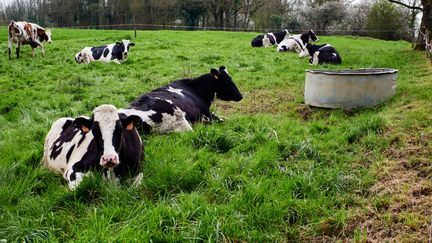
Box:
277 30 319 54
43 104 144 189
75 39 135 64
121 66 243 134
300 43 342 65
251 29 290 48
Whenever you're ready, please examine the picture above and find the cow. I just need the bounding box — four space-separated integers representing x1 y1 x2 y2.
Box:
299 43 342 65
75 40 135 64
43 104 144 190
8 20 52 59
121 66 243 134
277 30 319 54
251 29 290 48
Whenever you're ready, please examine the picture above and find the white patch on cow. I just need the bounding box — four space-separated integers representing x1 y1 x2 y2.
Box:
262 33 275 48
120 106 190 133
92 105 120 166
67 171 86 190
299 48 310 58
118 108 157 127
223 68 229 75
167 86 185 97
332 53 337 57
312 51 320 65
156 107 193 133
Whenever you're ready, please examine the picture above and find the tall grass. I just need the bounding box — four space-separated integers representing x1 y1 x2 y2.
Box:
0 28 430 241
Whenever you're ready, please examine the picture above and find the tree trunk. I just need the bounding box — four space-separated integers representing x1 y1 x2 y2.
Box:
415 0 432 50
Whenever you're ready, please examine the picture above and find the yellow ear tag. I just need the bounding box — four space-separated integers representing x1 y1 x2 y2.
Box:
126 123 134 131
81 125 90 133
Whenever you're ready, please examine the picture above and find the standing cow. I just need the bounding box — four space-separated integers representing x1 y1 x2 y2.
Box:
75 40 135 64
121 66 243 134
43 104 144 189
8 20 52 59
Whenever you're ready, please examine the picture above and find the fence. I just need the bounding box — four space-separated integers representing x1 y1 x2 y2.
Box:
421 29 432 62
68 23 411 39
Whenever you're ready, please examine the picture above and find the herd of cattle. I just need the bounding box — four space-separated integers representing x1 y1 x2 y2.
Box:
251 29 342 65
8 20 340 189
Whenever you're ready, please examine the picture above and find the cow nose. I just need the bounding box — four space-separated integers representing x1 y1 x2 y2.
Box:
100 154 119 168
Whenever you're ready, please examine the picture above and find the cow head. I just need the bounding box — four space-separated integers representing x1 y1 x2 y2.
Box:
251 35 264 47
211 66 243 102
116 39 135 60
308 30 318 42
37 28 52 43
72 105 142 169
75 52 84 64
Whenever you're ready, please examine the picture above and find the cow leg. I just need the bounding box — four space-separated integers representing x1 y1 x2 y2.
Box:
8 38 12 60
113 60 121 65
32 47 35 57
16 42 20 59
40 43 45 57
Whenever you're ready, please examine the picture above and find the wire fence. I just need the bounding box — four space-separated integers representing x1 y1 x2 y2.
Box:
67 23 412 36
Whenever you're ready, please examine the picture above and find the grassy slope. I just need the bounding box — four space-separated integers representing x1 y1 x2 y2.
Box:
0 28 430 241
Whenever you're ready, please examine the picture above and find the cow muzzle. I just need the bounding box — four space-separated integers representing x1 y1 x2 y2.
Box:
100 154 119 168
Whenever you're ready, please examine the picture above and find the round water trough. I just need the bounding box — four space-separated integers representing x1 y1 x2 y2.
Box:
304 68 398 109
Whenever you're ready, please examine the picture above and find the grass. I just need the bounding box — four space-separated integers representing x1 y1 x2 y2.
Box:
0 28 431 241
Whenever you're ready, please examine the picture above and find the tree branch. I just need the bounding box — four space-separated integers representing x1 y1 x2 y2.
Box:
388 0 423 11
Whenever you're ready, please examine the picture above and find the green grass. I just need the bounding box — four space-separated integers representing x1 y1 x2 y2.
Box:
0 28 431 241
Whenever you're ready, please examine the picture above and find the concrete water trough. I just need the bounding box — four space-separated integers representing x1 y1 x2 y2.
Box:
304 68 398 109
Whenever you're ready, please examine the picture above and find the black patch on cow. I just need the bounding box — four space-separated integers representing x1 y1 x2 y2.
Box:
50 124 80 160
112 121 123 153
103 48 109 57
251 35 264 47
66 144 75 163
267 34 276 45
111 43 125 60
70 171 76 181
91 46 107 60
148 99 176 123
273 30 288 44
77 133 86 147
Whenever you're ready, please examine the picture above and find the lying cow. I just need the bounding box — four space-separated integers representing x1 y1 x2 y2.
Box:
75 40 135 64
277 30 319 54
43 104 144 189
300 43 342 65
251 29 290 48
8 20 52 59
121 66 243 134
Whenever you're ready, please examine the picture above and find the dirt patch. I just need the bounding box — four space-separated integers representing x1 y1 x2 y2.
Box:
346 131 432 242
213 89 296 115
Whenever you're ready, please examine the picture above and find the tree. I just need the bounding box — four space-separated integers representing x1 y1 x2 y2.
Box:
366 0 404 40
176 0 207 28
301 0 347 32
388 0 432 50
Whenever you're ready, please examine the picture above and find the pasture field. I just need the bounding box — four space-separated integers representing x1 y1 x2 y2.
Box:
0 28 431 241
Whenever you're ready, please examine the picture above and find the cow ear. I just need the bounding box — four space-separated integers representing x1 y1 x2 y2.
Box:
210 68 218 79
73 117 92 133
116 42 122 45
121 115 142 131
129 42 135 46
